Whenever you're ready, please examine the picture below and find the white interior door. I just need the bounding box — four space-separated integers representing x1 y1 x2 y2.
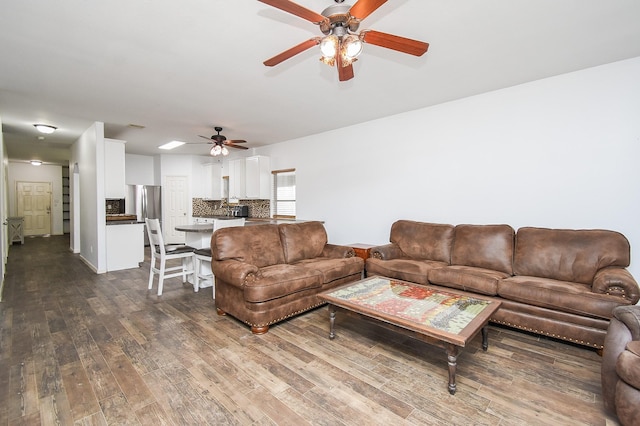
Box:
164 176 189 244
17 181 52 236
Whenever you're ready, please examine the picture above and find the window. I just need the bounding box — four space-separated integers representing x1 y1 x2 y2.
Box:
272 168 296 218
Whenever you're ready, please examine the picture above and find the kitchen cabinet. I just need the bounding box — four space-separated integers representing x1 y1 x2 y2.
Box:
104 138 126 198
245 155 271 199
199 162 222 199
228 158 246 201
106 223 144 271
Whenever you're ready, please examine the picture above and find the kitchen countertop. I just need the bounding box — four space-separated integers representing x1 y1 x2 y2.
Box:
177 219 318 233
106 220 144 225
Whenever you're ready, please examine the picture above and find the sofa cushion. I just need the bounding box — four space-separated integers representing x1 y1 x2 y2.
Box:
279 221 328 264
451 224 514 275
498 275 629 319
513 227 631 284
366 257 447 285
243 264 322 302
390 220 454 263
428 265 510 296
212 224 285 268
294 257 363 283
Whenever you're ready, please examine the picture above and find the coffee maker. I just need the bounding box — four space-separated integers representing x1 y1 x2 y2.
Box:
231 205 249 217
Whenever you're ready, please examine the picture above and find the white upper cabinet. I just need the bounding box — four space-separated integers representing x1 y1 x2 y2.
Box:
104 138 126 198
202 162 222 199
228 158 246 201
245 155 271 199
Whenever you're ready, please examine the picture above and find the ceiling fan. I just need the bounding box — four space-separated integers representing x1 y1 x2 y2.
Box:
197 127 248 156
258 0 429 81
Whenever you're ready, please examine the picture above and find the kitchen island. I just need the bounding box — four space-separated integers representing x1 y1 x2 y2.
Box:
176 218 245 291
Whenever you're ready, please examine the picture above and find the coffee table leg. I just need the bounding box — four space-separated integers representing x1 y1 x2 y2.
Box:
481 326 489 351
328 304 336 340
446 345 459 395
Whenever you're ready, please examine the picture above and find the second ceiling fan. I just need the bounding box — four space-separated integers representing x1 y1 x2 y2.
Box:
259 0 429 81
197 127 248 156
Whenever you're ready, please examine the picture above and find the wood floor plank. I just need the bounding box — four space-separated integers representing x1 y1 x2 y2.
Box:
7 359 39 421
98 392 141 425
77 350 121 402
103 352 155 411
59 361 101 422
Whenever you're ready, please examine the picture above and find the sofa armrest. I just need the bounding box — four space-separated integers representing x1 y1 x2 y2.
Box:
616 340 640 393
322 244 355 258
370 243 404 260
211 260 259 288
593 267 640 304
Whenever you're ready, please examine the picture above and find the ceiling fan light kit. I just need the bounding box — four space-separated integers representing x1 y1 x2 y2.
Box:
258 0 429 81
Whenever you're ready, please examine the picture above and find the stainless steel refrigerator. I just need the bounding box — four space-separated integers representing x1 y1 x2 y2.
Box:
125 185 161 245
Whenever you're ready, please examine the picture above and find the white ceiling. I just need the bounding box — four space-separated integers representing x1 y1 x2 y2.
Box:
2 0 640 165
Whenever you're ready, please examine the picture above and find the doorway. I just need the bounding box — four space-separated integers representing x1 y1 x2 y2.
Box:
16 181 52 236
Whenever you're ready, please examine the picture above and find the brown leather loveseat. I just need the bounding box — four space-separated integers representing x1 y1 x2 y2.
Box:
211 221 364 334
602 305 640 425
366 220 639 349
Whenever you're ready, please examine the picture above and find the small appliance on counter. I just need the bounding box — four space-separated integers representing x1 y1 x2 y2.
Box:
231 205 249 217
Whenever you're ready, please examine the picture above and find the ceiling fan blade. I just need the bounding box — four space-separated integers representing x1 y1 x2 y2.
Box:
226 140 247 144
361 29 429 56
258 0 328 24
336 55 355 82
264 38 320 66
226 143 249 150
199 135 212 141
349 0 388 21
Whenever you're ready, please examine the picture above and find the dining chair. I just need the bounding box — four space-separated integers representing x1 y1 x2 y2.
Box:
145 218 196 296
193 218 245 296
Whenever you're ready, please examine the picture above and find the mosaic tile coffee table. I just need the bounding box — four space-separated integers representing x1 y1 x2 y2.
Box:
319 276 501 394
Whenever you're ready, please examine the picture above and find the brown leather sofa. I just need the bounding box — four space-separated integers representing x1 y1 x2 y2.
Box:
366 220 639 349
602 306 640 425
211 221 364 334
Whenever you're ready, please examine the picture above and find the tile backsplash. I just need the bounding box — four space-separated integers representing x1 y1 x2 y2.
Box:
192 199 270 218
105 199 124 214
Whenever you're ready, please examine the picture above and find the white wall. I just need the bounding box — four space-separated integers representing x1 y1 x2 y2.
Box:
7 162 63 235
70 122 106 272
125 153 157 185
0 115 6 300
252 57 640 278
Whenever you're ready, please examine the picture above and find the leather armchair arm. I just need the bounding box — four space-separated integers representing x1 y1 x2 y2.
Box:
210 260 259 288
322 244 356 258
593 267 640 304
617 341 640 387
370 243 404 260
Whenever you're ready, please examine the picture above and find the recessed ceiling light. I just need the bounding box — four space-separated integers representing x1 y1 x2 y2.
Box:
34 124 57 134
159 140 185 150
30 160 43 166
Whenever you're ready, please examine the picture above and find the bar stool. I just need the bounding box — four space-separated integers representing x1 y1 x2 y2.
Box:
193 218 245 296
145 218 196 296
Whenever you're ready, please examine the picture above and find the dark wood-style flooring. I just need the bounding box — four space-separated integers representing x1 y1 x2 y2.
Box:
0 235 620 425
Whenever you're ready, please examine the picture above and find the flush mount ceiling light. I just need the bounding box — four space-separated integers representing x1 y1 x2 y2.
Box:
33 124 57 134
158 140 186 150
30 160 43 166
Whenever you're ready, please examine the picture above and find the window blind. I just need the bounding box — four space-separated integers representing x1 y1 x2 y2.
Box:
272 169 296 218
